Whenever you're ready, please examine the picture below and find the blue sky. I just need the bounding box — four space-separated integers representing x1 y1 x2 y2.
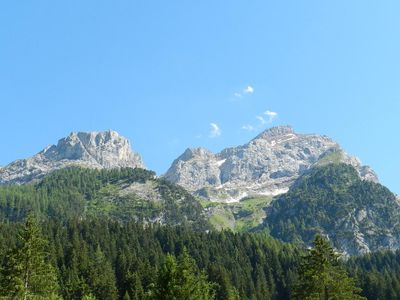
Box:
0 1 399 193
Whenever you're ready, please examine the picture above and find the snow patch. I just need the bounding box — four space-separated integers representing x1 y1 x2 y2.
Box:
216 159 226 167
258 187 289 196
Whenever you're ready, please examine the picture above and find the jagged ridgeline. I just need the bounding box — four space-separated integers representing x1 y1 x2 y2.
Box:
164 126 378 202
0 167 208 230
1 128 399 256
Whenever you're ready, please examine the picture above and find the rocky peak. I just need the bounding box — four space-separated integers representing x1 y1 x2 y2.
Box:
179 147 214 161
164 126 378 202
0 130 145 185
253 125 295 141
42 130 141 168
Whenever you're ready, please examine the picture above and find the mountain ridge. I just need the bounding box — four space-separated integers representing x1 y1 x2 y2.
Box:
0 130 144 185
0 127 398 256
164 125 378 202
265 163 400 255
0 126 380 201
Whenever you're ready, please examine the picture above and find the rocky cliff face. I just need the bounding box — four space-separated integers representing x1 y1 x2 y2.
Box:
164 126 378 202
0 130 145 185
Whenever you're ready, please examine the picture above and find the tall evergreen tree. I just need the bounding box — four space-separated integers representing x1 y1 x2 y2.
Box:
293 235 365 300
0 215 60 300
150 248 216 300
87 245 118 300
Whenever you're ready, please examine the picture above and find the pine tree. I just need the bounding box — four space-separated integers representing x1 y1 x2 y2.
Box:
122 291 131 300
177 248 215 300
81 294 96 300
293 235 365 300
150 248 216 300
0 215 61 299
87 245 118 300
208 265 240 300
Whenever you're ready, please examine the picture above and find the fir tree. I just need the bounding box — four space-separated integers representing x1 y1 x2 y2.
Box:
122 291 131 300
81 294 96 300
87 245 118 300
150 248 216 300
293 235 365 300
0 215 60 299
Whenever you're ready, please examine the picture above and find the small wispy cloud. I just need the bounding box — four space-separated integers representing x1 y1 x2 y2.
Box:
209 123 221 138
243 85 254 94
233 85 254 99
241 109 279 132
256 115 266 125
264 110 278 122
242 124 256 131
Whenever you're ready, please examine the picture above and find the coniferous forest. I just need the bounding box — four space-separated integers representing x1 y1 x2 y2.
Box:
0 168 399 299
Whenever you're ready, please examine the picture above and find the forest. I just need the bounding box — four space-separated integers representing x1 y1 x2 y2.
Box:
0 168 399 299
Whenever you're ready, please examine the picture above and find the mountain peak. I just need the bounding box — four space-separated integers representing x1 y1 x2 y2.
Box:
65 129 121 144
164 125 378 202
0 130 145 185
254 125 295 141
180 147 214 161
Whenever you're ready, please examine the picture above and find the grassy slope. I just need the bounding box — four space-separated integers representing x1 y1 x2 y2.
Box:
201 196 273 232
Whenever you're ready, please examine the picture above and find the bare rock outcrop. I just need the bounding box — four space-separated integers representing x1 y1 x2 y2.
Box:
164 126 378 202
0 130 145 185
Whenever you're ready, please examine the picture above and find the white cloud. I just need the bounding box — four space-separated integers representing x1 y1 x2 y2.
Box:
243 85 254 94
232 85 254 99
209 123 221 138
241 124 255 131
264 110 278 122
241 110 279 132
256 115 266 125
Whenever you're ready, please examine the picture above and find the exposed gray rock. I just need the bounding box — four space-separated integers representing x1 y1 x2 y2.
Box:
164 126 378 202
325 204 400 256
0 130 145 185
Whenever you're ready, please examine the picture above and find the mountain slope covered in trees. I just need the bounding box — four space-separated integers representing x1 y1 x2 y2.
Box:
1 164 400 257
0 217 301 300
0 167 208 230
1 216 399 299
265 163 400 255
0 166 399 298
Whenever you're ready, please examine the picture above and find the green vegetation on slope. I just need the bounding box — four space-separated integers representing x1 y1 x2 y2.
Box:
0 215 61 299
0 167 208 230
3 214 399 299
347 249 400 299
204 196 273 232
313 148 346 166
293 235 365 299
0 217 301 300
264 163 400 254
0 166 398 299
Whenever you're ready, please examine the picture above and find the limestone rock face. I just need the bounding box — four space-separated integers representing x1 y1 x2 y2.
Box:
164 126 378 202
0 130 145 185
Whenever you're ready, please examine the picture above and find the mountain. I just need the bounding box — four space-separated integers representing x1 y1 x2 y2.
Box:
264 163 400 256
202 163 400 256
0 130 144 185
164 126 378 202
0 126 396 256
0 167 208 230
